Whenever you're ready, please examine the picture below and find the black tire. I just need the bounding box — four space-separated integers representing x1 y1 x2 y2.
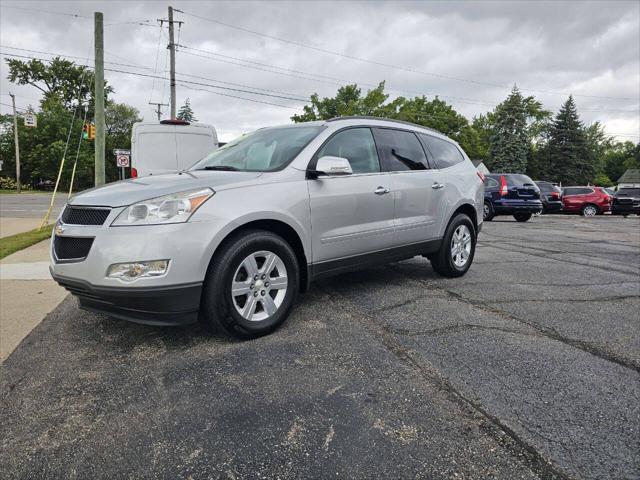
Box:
200 229 299 339
483 201 495 221
513 212 532 222
430 213 476 278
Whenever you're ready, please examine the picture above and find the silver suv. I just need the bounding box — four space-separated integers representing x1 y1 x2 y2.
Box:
50 117 484 338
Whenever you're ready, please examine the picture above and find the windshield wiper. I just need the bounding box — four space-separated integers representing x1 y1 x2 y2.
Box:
200 165 239 171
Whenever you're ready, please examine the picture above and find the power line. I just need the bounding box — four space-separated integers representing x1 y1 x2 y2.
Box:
177 47 640 113
0 4 92 19
0 52 310 103
177 83 302 110
181 10 639 102
0 45 154 71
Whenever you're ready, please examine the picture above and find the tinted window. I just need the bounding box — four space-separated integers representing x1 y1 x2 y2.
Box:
536 182 554 192
372 128 429 171
564 187 593 196
192 125 323 172
316 128 380 174
484 177 499 189
419 134 464 169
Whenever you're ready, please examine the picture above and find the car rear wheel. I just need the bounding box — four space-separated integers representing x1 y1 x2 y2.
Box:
582 204 599 217
201 230 299 339
430 213 475 278
513 212 532 222
483 201 494 221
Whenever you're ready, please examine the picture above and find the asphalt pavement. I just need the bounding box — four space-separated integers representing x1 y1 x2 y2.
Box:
0 192 66 219
1 215 639 479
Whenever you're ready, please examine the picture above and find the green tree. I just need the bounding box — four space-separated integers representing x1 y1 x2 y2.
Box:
603 141 639 182
487 86 529 173
5 57 112 111
547 96 593 184
291 82 484 157
177 98 197 122
105 102 142 182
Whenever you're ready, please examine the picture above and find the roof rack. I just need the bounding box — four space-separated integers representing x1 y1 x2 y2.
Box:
325 115 440 134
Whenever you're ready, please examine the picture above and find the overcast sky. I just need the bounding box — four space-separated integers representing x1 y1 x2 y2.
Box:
1 0 638 143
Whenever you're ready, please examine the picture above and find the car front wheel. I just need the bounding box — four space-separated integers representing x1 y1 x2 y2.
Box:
201 230 299 339
430 213 476 278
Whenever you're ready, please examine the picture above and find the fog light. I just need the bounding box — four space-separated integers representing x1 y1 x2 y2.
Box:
107 260 169 282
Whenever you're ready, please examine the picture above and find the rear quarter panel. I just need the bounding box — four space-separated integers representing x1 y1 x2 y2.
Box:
436 160 483 238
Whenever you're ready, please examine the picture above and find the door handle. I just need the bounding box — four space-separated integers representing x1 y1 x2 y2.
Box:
432 182 445 190
374 186 391 195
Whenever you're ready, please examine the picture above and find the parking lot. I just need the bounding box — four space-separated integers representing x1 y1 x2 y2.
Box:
1 215 638 479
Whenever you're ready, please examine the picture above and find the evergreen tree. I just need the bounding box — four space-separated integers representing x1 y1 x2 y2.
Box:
488 86 529 173
177 98 197 122
548 96 593 184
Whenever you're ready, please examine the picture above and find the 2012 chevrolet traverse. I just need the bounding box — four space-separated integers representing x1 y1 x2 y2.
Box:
51 117 484 338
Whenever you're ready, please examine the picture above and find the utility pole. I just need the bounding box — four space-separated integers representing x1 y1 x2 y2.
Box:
149 101 168 121
168 6 177 118
94 11 105 186
158 7 182 119
8 93 20 193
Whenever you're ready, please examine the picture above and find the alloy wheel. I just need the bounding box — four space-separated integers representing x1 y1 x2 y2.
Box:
231 250 288 322
450 225 472 268
583 205 597 217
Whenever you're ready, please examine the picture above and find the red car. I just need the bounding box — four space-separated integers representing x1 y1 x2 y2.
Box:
561 186 611 216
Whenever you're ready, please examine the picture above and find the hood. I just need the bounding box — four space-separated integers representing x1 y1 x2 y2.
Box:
69 171 263 207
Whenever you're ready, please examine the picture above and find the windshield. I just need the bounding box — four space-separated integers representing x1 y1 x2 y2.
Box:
191 125 324 172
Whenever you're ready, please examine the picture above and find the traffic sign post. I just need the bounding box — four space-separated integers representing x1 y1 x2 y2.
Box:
24 112 37 128
114 149 130 180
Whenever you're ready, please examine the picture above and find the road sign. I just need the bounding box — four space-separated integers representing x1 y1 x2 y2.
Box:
113 149 131 155
116 154 130 167
24 112 37 128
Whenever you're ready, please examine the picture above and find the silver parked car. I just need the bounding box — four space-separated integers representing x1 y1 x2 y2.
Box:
50 117 484 338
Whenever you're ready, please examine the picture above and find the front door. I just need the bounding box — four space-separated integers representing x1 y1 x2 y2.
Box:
307 127 395 263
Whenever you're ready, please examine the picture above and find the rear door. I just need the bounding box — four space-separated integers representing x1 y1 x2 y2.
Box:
563 187 592 211
307 127 395 263
372 128 445 246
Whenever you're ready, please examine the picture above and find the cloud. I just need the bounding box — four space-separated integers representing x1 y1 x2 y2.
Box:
1 0 638 142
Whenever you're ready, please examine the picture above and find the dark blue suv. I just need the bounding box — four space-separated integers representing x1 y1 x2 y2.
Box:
483 174 543 222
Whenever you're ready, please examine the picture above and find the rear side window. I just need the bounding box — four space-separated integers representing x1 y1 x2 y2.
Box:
371 128 429 171
484 177 499 189
419 134 464 169
564 187 593 195
316 128 380 174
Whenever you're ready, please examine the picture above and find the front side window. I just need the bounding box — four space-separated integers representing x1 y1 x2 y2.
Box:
191 125 324 172
372 128 429 171
419 134 465 169
315 128 380 174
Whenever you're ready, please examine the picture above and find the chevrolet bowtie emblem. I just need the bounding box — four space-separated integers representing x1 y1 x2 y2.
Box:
55 223 65 236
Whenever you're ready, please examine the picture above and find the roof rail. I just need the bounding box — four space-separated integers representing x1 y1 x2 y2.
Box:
325 115 441 134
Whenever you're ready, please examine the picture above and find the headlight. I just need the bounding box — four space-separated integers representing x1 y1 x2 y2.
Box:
112 188 214 226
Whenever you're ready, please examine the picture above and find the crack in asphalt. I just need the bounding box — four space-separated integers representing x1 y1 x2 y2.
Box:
395 272 640 373
322 286 573 480
480 241 638 276
382 323 542 339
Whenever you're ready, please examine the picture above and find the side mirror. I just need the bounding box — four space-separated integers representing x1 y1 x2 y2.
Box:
309 156 353 178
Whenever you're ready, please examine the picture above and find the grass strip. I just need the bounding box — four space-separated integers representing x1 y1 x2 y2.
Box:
0 225 53 260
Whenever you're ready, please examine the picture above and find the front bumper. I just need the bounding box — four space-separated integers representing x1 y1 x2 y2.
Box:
543 201 563 213
52 270 202 325
611 203 640 215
